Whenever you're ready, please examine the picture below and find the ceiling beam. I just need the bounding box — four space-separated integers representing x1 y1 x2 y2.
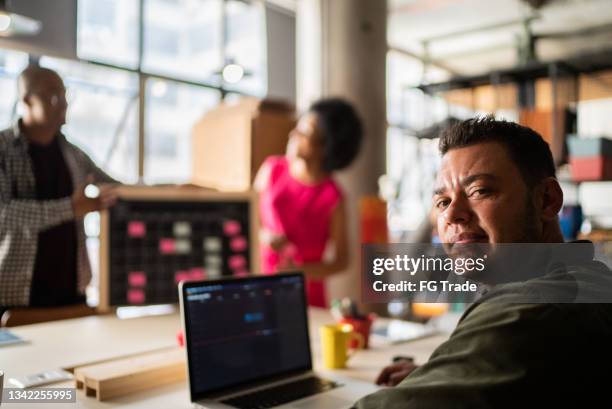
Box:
388 45 461 76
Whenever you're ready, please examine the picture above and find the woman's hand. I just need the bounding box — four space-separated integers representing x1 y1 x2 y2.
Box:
260 229 290 252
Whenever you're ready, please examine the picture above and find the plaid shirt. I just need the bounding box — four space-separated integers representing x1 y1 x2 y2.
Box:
0 121 117 306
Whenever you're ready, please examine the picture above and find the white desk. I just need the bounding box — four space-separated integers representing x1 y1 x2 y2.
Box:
0 308 447 408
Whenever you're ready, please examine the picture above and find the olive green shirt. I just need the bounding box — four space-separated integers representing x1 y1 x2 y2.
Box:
355 246 612 408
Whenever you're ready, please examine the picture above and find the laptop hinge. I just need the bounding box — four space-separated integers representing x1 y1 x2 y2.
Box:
202 370 316 402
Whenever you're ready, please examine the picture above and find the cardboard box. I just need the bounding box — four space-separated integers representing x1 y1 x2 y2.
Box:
192 97 296 191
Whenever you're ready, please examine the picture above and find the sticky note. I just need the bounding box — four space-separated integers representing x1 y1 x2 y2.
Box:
175 239 192 254
190 268 206 280
229 255 246 270
205 255 222 268
207 267 221 278
127 289 145 304
159 239 175 254
203 237 222 252
127 221 146 238
230 236 248 252
128 271 146 287
173 222 191 237
223 220 241 236
174 271 191 284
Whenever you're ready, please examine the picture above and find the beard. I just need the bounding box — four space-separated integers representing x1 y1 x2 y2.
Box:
514 191 541 243
448 192 543 284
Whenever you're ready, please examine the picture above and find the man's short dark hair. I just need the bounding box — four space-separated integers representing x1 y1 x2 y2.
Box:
439 116 556 187
310 98 363 172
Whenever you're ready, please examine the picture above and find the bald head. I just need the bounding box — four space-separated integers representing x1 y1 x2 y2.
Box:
18 65 67 136
18 65 64 99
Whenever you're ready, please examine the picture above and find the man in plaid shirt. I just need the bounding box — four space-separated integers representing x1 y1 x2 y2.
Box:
0 65 118 310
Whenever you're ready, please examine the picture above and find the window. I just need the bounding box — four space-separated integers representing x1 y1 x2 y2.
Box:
77 0 140 68
143 0 223 84
387 50 424 128
386 127 440 233
144 79 220 183
74 0 271 184
385 51 450 235
0 49 29 128
387 50 452 129
224 0 266 96
40 57 139 183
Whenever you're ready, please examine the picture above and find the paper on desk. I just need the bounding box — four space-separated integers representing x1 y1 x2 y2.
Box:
0 329 26 347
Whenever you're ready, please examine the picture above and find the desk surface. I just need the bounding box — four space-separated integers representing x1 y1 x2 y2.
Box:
0 308 447 408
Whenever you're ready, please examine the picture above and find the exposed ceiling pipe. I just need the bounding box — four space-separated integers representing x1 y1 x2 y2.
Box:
416 15 539 43
388 45 460 76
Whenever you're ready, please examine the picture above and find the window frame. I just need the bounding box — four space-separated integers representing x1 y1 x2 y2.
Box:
74 0 265 181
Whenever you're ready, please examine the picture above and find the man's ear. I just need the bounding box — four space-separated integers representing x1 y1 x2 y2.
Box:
538 177 563 221
21 93 32 108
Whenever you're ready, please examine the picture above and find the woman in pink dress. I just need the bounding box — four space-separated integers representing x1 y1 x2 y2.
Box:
255 98 363 307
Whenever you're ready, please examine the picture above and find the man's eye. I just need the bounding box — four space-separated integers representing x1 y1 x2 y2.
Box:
470 188 490 198
435 199 450 209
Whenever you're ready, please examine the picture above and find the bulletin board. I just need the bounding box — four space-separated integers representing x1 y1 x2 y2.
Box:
98 186 258 312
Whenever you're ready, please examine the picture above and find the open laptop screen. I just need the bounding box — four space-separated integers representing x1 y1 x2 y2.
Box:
181 273 312 400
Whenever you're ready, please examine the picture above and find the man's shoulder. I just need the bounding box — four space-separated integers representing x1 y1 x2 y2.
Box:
478 256 612 304
0 126 19 155
0 126 16 141
58 135 92 160
459 300 559 331
461 261 612 334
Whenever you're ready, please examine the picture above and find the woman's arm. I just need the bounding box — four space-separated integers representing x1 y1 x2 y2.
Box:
254 158 287 250
253 159 273 193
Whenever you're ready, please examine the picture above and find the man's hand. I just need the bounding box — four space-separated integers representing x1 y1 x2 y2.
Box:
71 181 118 219
375 359 419 387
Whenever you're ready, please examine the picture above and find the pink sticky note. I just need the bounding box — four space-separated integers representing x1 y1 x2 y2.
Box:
190 268 206 280
128 221 146 238
127 289 145 304
230 236 248 252
159 238 176 254
229 254 246 270
175 271 191 284
128 271 146 287
234 270 250 277
223 220 241 236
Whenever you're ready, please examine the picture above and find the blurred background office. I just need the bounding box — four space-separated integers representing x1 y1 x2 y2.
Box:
0 0 611 315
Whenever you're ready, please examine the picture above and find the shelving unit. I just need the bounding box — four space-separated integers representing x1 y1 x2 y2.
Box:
389 50 612 244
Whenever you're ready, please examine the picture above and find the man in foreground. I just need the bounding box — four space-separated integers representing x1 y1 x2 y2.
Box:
355 117 612 408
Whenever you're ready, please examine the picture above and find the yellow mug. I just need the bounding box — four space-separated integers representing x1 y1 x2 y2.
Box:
320 324 364 369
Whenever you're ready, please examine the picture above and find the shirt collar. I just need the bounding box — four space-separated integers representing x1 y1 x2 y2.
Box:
13 118 65 147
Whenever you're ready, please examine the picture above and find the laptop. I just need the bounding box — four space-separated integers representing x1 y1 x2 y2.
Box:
179 272 380 409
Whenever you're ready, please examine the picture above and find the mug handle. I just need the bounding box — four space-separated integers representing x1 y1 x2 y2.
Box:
346 332 365 360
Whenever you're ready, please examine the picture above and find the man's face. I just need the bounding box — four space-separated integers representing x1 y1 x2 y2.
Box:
25 73 67 129
433 142 540 245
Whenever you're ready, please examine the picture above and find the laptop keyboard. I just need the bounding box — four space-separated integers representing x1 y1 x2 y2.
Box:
220 376 341 409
